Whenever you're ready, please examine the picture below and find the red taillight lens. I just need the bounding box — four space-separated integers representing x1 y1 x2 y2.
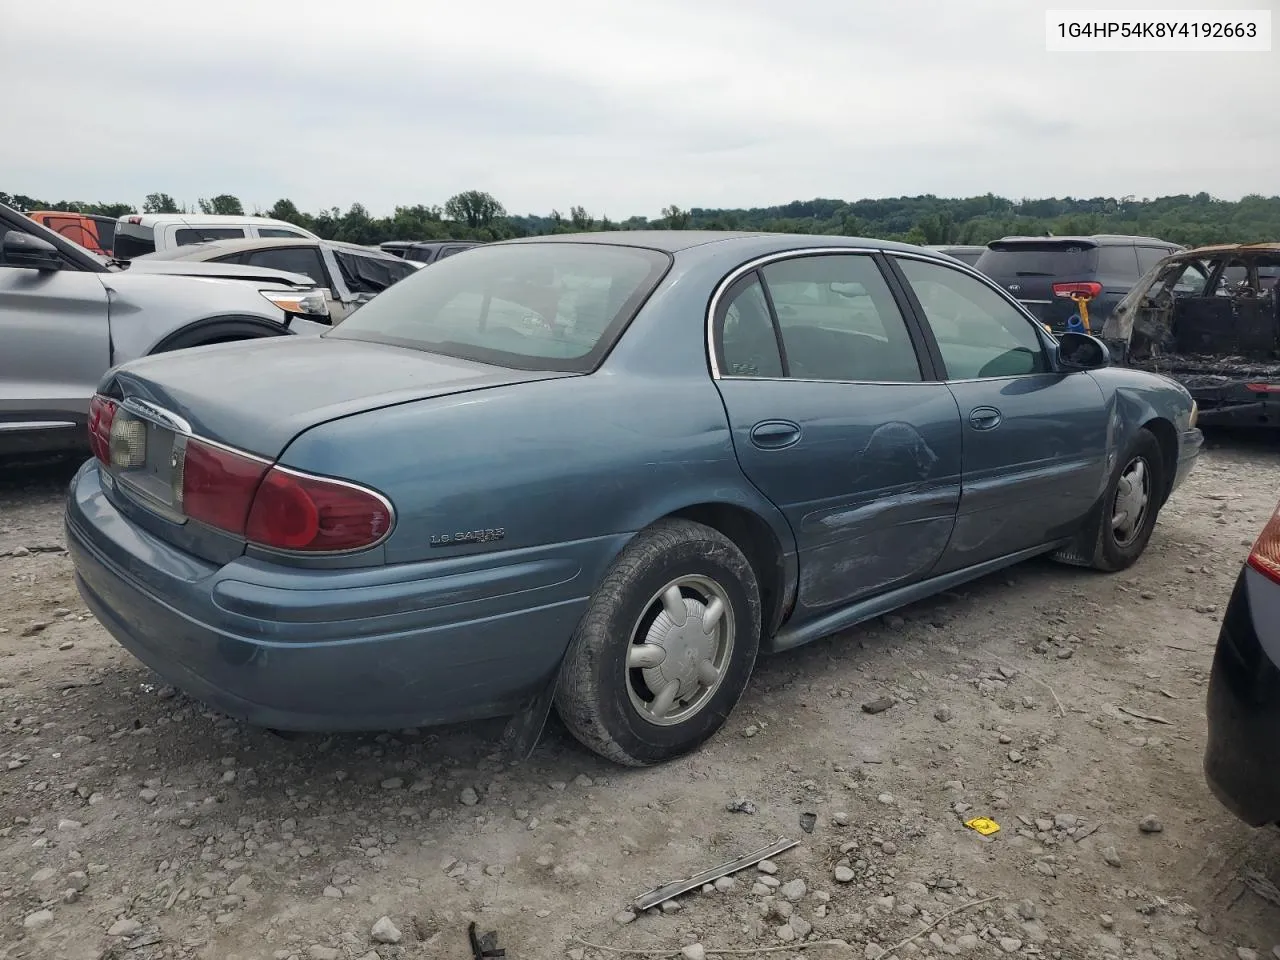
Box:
180 439 270 534
1052 281 1103 300
1246 383 1280 394
1248 503 1280 585
87 395 117 464
245 468 392 552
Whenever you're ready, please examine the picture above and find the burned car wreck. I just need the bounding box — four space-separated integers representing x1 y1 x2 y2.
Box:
1101 243 1280 427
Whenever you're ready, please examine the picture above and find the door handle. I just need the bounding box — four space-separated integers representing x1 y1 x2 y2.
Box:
749 420 802 449
969 406 1003 431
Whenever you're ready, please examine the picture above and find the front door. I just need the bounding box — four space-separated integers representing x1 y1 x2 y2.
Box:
0 224 110 441
889 255 1110 571
711 251 963 617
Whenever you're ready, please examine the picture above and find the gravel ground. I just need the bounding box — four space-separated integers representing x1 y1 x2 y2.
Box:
3 435 1280 960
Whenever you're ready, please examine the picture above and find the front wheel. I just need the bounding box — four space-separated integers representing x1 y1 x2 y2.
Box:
554 519 761 766
1090 428 1166 572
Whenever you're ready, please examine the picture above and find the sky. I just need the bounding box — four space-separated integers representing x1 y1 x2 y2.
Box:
2 0 1276 219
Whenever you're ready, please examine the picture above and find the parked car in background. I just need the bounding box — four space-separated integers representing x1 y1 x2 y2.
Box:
65 231 1201 765
27 211 118 256
112 214 320 260
1102 243 1280 428
133 238 419 323
0 201 330 457
1204 496 1280 826
974 235 1183 335
379 239 482 264
924 244 985 266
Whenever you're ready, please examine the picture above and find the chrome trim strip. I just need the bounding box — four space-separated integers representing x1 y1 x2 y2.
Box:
0 421 77 432
120 397 193 436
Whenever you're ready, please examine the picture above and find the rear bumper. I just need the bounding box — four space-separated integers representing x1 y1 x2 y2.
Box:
1205 567 1280 826
65 461 622 731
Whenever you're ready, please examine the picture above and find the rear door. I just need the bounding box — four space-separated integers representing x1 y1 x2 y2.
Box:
712 250 962 617
975 239 1100 332
0 219 110 443
889 254 1109 571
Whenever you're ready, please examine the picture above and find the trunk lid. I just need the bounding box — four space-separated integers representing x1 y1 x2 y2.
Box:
95 337 571 563
105 336 570 457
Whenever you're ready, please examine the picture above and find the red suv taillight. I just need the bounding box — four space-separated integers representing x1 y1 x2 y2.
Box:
1052 281 1104 300
177 439 392 553
1248 502 1280 585
87 395 117 464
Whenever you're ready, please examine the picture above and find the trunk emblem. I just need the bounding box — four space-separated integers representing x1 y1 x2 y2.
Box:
1008 283 1021 292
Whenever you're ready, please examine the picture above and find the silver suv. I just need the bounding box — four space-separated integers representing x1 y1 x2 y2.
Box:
0 203 331 457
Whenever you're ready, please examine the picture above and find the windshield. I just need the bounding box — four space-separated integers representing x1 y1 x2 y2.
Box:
328 242 671 372
976 242 1099 277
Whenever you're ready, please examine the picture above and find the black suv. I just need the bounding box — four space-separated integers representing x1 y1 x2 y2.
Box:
974 235 1182 333
379 240 482 265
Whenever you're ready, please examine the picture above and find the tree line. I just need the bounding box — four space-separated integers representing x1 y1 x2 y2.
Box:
4 188 1279 249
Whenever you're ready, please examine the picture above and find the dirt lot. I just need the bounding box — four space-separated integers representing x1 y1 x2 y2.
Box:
3 436 1280 960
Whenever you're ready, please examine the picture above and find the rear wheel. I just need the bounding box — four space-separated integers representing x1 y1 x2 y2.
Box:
1090 428 1166 571
554 519 761 766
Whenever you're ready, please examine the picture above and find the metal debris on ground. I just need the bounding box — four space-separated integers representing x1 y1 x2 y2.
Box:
631 837 800 912
467 921 506 960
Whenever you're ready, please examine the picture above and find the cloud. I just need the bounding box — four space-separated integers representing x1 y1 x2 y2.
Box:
2 0 1274 217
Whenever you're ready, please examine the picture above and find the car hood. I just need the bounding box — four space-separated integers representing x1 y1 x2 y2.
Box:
104 336 573 458
121 259 315 288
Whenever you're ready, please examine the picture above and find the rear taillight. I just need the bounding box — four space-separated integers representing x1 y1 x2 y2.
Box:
1053 281 1104 300
87 395 117 464
245 468 393 552
1248 503 1280 585
1246 383 1280 394
177 439 392 553
179 439 271 534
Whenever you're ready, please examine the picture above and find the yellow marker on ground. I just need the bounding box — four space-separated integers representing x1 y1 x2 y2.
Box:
964 817 1000 836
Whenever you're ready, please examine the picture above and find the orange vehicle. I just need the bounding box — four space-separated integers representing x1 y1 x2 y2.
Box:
25 211 117 256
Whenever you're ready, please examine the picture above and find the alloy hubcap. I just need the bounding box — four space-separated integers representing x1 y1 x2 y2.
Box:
626 576 734 726
1112 456 1151 547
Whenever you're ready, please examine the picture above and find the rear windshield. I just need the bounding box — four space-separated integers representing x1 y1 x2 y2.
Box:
329 242 671 372
975 242 1099 277
112 230 156 259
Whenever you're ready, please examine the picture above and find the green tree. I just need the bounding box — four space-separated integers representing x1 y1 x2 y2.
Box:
662 205 690 229
444 190 506 229
143 193 180 214
569 205 594 231
197 194 245 216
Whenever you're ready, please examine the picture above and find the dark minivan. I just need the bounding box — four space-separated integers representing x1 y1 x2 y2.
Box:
975 235 1182 334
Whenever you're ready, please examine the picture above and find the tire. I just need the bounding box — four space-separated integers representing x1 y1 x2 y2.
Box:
554 519 762 766
1090 428 1166 572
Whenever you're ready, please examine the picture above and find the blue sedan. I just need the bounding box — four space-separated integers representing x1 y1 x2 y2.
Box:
64 232 1203 765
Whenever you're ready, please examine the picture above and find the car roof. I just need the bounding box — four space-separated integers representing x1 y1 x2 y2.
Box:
385 239 480 249
1171 241 1280 258
990 234 1175 246
498 230 944 256
142 237 396 260
119 213 305 227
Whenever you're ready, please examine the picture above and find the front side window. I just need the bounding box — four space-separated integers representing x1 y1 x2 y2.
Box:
329 242 670 372
897 257 1048 379
174 227 246 246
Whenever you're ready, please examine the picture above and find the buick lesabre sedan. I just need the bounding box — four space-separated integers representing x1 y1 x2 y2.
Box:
65 232 1203 765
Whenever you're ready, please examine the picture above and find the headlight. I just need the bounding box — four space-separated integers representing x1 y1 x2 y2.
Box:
1189 401 1199 429
260 289 329 317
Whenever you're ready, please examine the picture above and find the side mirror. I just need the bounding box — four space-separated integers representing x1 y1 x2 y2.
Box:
1057 331 1110 371
3 231 62 271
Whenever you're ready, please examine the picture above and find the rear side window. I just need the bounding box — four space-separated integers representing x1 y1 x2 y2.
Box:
174 227 246 246
1136 246 1171 276
759 255 922 382
241 247 327 285
258 227 308 239
1097 245 1141 279
330 242 671 372
112 231 156 259
975 242 1099 278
